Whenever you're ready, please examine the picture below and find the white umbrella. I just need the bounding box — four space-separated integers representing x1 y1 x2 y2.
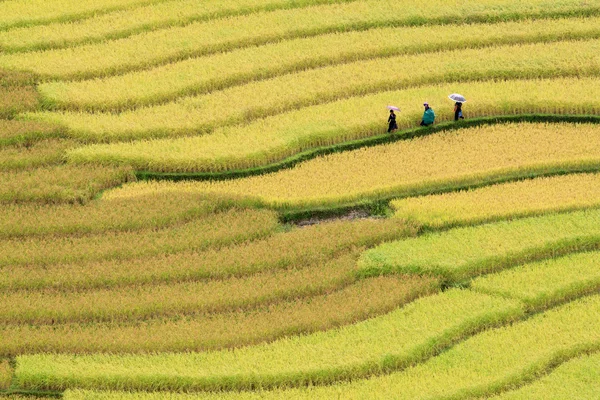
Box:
448 94 467 103
387 105 400 111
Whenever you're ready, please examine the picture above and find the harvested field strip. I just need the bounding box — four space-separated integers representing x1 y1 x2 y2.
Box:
101 295 599 399
470 251 600 310
100 122 600 211
0 0 356 53
0 252 364 324
0 165 134 204
490 351 600 400
0 218 416 291
39 19 600 111
3 0 600 80
0 0 163 30
359 209 600 282
64 81 600 170
0 275 436 356
0 208 278 269
35 64 600 144
391 173 600 228
0 193 257 239
9 290 518 392
0 139 75 171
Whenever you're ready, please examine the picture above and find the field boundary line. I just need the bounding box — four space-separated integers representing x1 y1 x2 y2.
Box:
1 0 362 54
42 33 600 112
25 6 600 82
0 0 173 32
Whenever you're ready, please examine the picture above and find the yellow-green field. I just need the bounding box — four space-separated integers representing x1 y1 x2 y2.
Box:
1 0 599 398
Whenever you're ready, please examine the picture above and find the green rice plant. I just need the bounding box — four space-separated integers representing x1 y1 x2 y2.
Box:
0 165 135 204
0 251 366 324
0 217 415 291
8 289 518 391
490 352 600 400
0 192 254 238
359 208 600 282
39 19 600 112
0 0 357 53
67 295 599 399
391 173 600 228
3 0 599 79
0 208 278 269
0 275 435 356
98 122 600 210
0 359 11 390
470 251 600 310
64 79 600 171
0 0 165 30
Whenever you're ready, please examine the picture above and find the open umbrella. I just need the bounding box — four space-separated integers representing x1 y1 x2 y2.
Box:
387 105 400 111
448 94 467 103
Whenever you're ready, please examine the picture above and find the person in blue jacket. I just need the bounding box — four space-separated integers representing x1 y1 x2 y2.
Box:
420 102 435 126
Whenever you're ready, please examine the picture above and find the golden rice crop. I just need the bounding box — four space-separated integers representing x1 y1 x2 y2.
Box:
97 295 598 399
0 208 278 268
0 252 364 324
0 359 11 390
470 251 600 310
0 164 135 204
0 192 254 238
0 119 62 146
0 139 76 171
3 0 598 79
490 352 600 400
39 18 600 111
391 173 600 228
19 289 515 391
0 0 160 29
35 48 600 142
65 80 600 171
0 275 434 356
359 208 600 282
0 0 341 52
0 218 415 291
100 122 600 209
0 86 39 118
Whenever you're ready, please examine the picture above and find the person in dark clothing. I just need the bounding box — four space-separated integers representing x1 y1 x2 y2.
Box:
388 110 398 133
420 102 435 126
454 102 465 121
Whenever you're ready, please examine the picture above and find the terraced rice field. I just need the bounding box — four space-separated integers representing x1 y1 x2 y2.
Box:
1 0 599 398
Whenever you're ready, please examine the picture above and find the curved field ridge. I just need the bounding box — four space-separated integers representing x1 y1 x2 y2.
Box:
12 295 600 396
38 20 600 111
471 251 600 310
65 81 600 171
11 290 524 391
0 275 434 356
99 122 600 211
391 173 600 228
490 351 600 400
3 0 599 79
0 0 165 30
0 0 357 53
0 218 416 291
359 208 600 282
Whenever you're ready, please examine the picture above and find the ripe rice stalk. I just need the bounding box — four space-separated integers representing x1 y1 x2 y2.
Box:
0 275 435 356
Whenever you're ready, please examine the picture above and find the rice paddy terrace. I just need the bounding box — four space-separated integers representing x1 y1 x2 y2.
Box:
1 0 600 398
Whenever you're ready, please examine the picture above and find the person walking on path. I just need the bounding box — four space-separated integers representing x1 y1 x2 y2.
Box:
388 109 398 133
454 102 465 121
420 102 435 126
